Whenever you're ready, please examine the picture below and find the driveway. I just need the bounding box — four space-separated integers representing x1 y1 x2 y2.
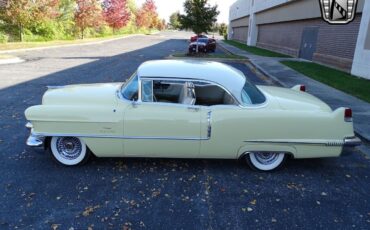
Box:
0 31 369 229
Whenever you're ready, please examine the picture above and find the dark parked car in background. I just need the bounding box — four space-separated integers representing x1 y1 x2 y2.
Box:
190 34 209 42
188 38 216 54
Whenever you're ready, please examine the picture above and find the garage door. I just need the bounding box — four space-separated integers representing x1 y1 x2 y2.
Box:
232 26 248 43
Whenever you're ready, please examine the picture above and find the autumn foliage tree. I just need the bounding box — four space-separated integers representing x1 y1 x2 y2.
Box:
136 0 159 29
75 0 103 39
103 0 131 33
3 0 60 41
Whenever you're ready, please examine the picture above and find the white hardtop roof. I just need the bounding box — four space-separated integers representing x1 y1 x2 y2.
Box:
137 60 247 101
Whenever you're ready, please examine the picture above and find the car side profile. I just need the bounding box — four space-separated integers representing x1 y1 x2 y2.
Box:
25 60 361 171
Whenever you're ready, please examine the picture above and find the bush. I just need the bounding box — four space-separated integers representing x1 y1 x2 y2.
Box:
0 32 9 43
224 33 228 40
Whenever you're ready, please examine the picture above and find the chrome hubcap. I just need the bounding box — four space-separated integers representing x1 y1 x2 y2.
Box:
56 137 82 160
254 152 280 165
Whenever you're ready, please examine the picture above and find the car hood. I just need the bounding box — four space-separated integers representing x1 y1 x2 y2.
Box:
42 83 122 106
258 86 332 112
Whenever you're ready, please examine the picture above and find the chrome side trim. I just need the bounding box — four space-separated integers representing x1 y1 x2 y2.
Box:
31 132 209 141
343 136 361 147
244 139 346 146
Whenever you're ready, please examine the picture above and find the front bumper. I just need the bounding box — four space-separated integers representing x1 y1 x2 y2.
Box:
26 122 45 147
343 136 362 147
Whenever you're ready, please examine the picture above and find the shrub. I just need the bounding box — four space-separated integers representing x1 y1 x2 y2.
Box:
0 31 9 43
224 33 228 40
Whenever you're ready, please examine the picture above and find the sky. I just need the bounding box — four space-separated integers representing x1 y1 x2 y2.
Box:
136 0 233 24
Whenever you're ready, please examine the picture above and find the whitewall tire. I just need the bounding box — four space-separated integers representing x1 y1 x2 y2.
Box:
246 152 286 171
50 136 90 166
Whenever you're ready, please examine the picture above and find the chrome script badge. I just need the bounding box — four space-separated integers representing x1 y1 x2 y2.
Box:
319 0 358 24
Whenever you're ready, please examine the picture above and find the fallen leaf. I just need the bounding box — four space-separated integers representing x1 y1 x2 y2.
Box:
271 218 277 223
247 207 253 212
250 199 256 205
321 192 328 196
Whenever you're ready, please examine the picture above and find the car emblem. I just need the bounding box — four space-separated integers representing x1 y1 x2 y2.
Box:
319 0 358 24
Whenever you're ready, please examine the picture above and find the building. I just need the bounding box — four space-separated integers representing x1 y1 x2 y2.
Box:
228 0 370 80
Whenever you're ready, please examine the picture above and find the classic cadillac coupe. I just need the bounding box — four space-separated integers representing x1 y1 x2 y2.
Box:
25 60 361 171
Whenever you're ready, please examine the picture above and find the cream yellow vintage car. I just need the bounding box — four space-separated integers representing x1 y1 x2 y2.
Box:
25 60 361 171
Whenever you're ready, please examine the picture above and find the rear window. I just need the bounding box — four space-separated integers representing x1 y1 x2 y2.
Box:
241 80 266 105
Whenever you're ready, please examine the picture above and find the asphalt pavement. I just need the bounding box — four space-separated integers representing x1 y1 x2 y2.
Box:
0 31 369 229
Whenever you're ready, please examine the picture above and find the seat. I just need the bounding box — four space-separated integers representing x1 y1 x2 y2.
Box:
178 82 196 105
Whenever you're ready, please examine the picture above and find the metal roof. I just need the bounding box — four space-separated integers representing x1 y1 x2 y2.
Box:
137 60 246 102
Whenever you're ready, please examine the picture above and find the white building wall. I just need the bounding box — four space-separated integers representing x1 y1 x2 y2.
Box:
351 0 370 80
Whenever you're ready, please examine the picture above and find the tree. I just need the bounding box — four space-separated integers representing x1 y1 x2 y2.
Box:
3 0 60 41
136 0 158 29
218 23 227 36
169 11 181 29
75 0 102 39
179 0 219 35
103 0 131 33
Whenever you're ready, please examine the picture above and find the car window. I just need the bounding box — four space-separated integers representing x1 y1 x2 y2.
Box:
241 80 266 105
122 74 138 100
142 80 153 102
141 79 196 105
197 38 208 43
194 82 236 106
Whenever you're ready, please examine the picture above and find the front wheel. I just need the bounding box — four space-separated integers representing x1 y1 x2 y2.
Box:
50 136 90 166
246 152 286 171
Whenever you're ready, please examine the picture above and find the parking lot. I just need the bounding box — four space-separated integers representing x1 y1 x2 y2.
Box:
0 31 369 229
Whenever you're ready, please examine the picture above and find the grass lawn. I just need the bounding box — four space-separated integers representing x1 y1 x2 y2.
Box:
172 52 246 59
0 54 15 59
0 34 136 51
224 40 291 58
281 61 370 103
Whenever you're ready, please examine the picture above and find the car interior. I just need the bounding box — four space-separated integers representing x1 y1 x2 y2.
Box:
149 80 236 106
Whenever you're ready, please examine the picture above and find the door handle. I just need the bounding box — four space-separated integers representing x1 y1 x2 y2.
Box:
187 106 200 112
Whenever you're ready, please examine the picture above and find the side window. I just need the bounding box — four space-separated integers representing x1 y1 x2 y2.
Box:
141 80 153 102
152 80 195 105
194 82 236 106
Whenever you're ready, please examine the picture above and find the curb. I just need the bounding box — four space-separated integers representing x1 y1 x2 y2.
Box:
0 57 25 65
0 34 146 54
166 54 248 63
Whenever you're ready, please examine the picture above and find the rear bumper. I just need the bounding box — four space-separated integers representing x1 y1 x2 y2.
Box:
343 136 362 147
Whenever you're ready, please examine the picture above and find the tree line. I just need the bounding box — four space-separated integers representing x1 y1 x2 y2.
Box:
0 0 165 43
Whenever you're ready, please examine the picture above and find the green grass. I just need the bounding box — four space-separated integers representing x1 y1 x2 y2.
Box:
281 61 370 103
172 52 246 59
224 40 291 58
0 54 15 59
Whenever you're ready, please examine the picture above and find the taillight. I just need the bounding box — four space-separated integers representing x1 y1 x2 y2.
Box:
300 85 306 92
344 108 352 122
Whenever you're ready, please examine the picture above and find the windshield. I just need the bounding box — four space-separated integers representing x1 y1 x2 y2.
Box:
241 80 266 105
197 38 208 43
122 73 138 100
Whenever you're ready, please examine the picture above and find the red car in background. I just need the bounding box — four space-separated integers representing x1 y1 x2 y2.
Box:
190 34 209 42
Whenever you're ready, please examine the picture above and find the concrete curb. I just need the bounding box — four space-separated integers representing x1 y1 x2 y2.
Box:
166 54 248 63
0 57 25 65
0 34 147 54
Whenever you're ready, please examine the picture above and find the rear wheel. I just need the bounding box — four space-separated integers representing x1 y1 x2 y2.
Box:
50 136 90 166
246 152 286 171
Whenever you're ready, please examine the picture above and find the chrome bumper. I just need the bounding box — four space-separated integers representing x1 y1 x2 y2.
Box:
343 136 362 147
26 122 45 148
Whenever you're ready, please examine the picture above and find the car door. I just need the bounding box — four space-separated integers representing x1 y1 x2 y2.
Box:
123 78 205 158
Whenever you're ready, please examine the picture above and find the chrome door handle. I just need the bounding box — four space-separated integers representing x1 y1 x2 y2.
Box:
187 106 200 111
